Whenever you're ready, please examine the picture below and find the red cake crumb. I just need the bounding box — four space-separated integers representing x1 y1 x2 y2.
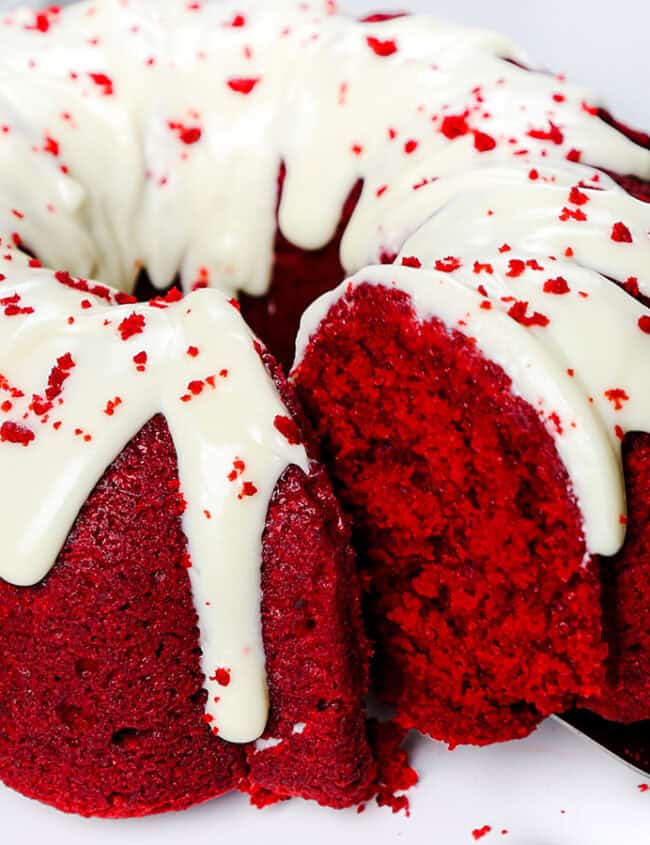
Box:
0 360 376 816
293 283 607 745
367 720 418 814
227 77 261 95
472 825 492 840
611 222 633 243
117 312 145 340
366 36 398 58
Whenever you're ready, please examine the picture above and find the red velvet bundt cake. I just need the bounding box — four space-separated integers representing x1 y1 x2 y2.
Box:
1 0 649 819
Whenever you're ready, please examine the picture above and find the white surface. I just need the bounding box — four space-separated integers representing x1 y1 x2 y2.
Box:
1 0 649 842
2 720 649 844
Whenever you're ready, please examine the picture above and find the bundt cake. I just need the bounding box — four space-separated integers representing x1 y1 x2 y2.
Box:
0 0 649 819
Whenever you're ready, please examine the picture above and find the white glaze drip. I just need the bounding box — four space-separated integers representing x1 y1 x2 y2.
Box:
0 259 308 743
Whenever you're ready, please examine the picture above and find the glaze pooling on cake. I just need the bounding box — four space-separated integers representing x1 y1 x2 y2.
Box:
0 253 309 743
0 0 648 299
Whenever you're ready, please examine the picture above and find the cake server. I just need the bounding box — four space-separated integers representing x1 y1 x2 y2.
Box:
557 710 650 778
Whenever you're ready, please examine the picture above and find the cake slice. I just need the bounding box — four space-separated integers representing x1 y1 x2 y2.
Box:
292 191 650 744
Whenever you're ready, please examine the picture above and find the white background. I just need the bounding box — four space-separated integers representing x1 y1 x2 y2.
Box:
1 1 649 843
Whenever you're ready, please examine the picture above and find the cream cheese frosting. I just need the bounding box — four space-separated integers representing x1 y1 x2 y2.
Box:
0 0 648 297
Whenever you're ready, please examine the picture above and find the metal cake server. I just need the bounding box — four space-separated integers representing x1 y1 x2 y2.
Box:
556 710 650 778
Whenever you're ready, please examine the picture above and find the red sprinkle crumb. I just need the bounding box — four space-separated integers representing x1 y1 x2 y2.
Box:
366 36 398 57
506 259 526 278
133 350 147 372
88 72 114 96
103 396 122 417
472 826 492 841
401 256 422 268
638 784 649 792
543 276 570 295
440 113 470 140
435 256 462 273
228 458 246 482
508 300 550 328
210 667 231 686
559 206 587 222
0 421 35 446
274 414 301 445
118 312 146 341
168 121 202 145
604 388 630 410
568 186 589 205
638 316 650 334
473 262 493 275
148 287 183 309
611 221 633 243
30 352 75 417
527 121 563 145
474 130 496 152
238 481 258 500
227 76 260 95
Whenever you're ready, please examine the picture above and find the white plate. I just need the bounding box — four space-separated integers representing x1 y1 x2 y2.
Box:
2 720 649 845
1 0 649 841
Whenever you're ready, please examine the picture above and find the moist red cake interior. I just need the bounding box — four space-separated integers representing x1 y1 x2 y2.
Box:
293 282 609 746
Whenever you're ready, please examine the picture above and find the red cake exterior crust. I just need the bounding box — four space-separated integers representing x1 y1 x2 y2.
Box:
585 431 650 723
0 358 376 817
